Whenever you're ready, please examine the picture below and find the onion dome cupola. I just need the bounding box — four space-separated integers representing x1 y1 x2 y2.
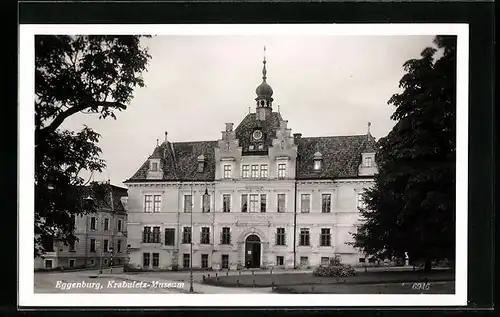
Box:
255 46 274 109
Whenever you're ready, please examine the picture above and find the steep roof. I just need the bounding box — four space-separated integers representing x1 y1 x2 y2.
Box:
81 183 128 212
296 134 377 180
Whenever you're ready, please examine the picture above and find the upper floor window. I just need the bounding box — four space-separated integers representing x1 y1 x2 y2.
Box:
260 165 268 178
276 228 286 246
151 162 159 171
242 165 250 178
184 195 192 213
320 228 331 247
321 194 331 213
104 218 110 231
117 219 123 232
152 226 161 243
251 165 259 178
299 228 310 246
142 226 152 243
165 228 175 246
202 193 211 213
153 195 161 212
249 194 259 213
301 194 311 213
223 165 232 179
90 217 97 230
223 194 231 212
277 194 286 213
314 160 322 170
364 157 373 167
144 195 152 212
221 227 231 245
201 227 210 244
260 194 267 213
241 194 248 212
278 163 287 178
182 227 192 244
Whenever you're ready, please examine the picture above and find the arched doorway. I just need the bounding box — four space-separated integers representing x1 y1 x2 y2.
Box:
244 234 261 268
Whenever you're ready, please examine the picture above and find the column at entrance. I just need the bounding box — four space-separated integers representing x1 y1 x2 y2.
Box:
237 241 245 268
262 242 269 268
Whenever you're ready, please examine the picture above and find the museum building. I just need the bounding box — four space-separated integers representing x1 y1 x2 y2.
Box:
124 55 378 270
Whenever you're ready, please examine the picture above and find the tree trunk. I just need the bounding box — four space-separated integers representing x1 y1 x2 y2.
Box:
424 260 432 271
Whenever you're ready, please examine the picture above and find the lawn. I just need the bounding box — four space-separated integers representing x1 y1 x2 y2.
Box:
203 269 454 288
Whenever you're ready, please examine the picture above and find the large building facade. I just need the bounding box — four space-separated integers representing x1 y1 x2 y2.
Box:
35 183 129 270
125 57 377 270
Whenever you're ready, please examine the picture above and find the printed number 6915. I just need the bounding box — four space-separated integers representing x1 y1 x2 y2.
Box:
412 282 430 290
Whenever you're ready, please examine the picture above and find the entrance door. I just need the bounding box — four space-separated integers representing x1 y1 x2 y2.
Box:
244 235 261 268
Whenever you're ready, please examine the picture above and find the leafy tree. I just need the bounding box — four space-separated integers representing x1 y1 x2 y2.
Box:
35 35 151 256
351 36 456 270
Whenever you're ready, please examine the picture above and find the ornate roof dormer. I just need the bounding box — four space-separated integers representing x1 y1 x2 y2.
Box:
358 122 378 176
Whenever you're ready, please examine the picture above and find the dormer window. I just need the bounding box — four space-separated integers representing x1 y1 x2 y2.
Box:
197 154 205 172
151 162 159 171
313 151 323 170
364 157 373 167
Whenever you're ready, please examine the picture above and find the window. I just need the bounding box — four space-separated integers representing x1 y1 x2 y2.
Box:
299 228 310 246
90 217 97 230
276 256 284 266
321 257 329 266
314 160 322 170
201 227 210 244
151 162 158 171
320 228 331 246
117 240 122 253
144 195 152 212
223 165 232 178
184 195 192 213
277 194 286 213
278 163 286 178
276 228 285 246
153 195 161 212
301 194 310 213
117 219 123 232
249 194 259 213
143 253 150 268
251 165 259 178
90 259 95 266
44 260 53 269
69 240 75 252
321 194 331 213
68 259 75 268
152 253 159 268
201 254 209 268
90 239 96 252
241 194 248 212
300 257 309 266
152 226 161 243
202 194 211 213
260 165 268 178
260 194 267 213
223 194 231 212
182 227 192 244
143 226 152 243
221 227 231 245
103 239 109 252
357 192 366 209
183 254 190 268
221 254 229 269
165 228 175 246
198 161 204 173
359 258 366 263
365 157 373 167
242 165 250 178
104 218 109 231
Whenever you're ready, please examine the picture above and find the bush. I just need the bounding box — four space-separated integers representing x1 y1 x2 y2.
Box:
313 256 357 277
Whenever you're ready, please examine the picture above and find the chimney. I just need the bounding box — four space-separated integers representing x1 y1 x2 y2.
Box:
225 123 234 132
164 131 168 143
293 133 302 145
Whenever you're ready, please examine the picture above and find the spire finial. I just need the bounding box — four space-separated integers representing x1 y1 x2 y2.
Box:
278 105 280 113
156 138 159 147
262 45 267 81
367 122 371 134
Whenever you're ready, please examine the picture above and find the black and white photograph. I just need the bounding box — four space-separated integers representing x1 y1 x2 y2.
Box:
19 24 468 307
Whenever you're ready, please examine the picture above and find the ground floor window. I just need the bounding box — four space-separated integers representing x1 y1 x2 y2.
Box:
201 254 209 268
68 259 75 268
89 259 95 266
44 260 52 269
221 254 229 269
359 258 366 263
276 256 284 266
321 257 329 266
143 252 150 268
183 253 190 268
152 253 159 268
104 258 108 265
300 256 309 266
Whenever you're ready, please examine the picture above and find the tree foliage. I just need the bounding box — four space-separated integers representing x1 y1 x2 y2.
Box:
34 35 151 256
351 36 456 268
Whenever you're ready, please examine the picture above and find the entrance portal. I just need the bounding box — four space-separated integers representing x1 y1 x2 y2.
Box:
244 234 261 268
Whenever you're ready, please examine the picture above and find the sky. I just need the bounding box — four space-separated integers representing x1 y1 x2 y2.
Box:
60 34 436 187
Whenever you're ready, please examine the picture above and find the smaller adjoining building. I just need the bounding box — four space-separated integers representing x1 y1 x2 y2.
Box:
34 182 129 270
